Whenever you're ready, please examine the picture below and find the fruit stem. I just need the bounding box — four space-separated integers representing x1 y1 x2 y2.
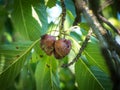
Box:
59 0 66 39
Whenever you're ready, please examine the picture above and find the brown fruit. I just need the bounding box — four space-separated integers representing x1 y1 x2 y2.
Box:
54 39 71 59
40 34 56 55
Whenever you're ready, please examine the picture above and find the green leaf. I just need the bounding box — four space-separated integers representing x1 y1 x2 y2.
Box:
64 0 76 16
35 56 60 90
11 0 38 40
0 6 7 31
11 0 48 39
84 37 110 74
59 68 77 90
64 10 74 29
74 36 112 89
0 39 40 90
11 0 48 54
33 2 48 35
75 59 104 90
70 32 82 41
78 23 90 31
90 66 112 90
46 0 56 8
15 65 36 90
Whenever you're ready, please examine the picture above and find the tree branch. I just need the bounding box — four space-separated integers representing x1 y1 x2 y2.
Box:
62 29 92 67
98 15 120 35
74 0 120 89
72 0 81 25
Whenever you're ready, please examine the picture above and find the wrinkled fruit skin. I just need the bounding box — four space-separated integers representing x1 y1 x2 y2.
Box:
40 34 56 55
54 39 71 59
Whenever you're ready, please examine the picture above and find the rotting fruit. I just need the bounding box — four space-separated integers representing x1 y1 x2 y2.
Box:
40 34 72 59
54 39 71 59
40 34 56 55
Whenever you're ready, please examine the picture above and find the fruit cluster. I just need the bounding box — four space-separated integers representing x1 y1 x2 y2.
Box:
40 34 71 59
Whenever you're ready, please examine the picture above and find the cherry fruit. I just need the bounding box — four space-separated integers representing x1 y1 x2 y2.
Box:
40 34 56 55
54 39 71 59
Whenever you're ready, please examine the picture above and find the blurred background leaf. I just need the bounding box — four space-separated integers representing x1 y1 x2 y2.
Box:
46 0 56 8
35 56 60 90
0 40 40 90
11 0 48 54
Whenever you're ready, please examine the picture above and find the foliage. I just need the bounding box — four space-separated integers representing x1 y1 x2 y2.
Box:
0 0 119 90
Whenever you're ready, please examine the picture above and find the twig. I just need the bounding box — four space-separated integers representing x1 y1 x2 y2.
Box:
62 29 92 67
98 0 113 13
59 0 66 32
98 14 120 35
72 0 81 25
